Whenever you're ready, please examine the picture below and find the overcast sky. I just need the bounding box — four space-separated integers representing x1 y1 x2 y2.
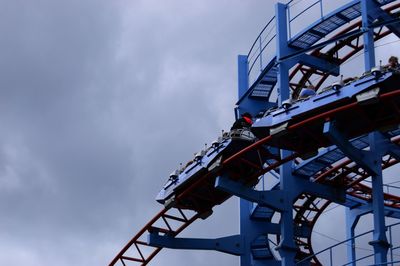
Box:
0 1 277 265
1 1 400 266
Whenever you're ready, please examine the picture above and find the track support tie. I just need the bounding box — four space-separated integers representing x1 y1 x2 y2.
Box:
215 175 285 211
292 178 346 204
148 231 244 255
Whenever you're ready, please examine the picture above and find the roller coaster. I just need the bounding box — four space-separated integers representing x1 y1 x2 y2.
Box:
110 1 400 265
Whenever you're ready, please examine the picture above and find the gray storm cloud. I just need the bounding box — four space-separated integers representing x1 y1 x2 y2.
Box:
0 1 275 265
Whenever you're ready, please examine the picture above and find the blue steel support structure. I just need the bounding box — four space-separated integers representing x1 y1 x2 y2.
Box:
237 52 265 266
142 1 400 266
361 0 376 71
238 55 249 102
368 133 390 264
237 55 249 119
362 1 388 264
237 7 289 264
324 120 391 264
275 3 297 266
346 207 362 266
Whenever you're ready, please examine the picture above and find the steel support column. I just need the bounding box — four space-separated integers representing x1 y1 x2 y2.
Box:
345 208 359 266
238 200 281 266
240 199 253 266
276 3 297 265
238 55 249 104
361 0 376 71
237 55 250 119
368 132 390 264
276 3 291 105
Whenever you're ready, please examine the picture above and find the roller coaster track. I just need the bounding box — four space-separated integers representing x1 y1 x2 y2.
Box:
290 2 400 99
110 89 400 265
110 1 400 265
291 136 400 264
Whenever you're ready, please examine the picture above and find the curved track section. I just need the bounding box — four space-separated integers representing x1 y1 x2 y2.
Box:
289 3 400 99
292 136 400 264
111 1 400 265
109 208 199 266
110 89 400 265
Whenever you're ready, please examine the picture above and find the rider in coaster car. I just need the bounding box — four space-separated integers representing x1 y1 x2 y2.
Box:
386 56 399 71
298 84 316 99
231 112 253 130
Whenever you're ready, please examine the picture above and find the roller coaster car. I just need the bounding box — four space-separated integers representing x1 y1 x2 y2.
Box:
252 69 400 154
156 129 268 212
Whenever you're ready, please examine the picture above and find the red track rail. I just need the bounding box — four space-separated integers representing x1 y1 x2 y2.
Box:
109 208 199 266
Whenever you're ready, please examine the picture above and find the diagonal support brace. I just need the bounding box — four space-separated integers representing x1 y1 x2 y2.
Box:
293 178 346 204
148 231 244 255
323 121 377 175
387 143 400 161
297 54 340 76
377 131 400 161
215 176 285 211
370 0 400 39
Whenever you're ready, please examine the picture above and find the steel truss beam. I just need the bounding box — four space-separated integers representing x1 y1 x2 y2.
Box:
148 232 244 255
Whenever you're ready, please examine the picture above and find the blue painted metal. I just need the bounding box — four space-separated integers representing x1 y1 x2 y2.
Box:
237 0 400 260
346 208 360 266
215 176 285 211
294 135 370 178
297 222 400 265
252 70 399 136
241 0 399 111
289 1 362 50
239 200 281 266
240 199 253 266
345 203 378 266
238 55 249 102
236 57 276 117
297 54 340 76
368 132 390 264
155 135 233 205
276 3 291 105
369 0 400 39
280 28 365 62
149 1 400 265
113 1 400 265
275 4 298 265
323 120 377 175
148 231 244 255
323 125 391 264
361 0 376 71
292 178 345 204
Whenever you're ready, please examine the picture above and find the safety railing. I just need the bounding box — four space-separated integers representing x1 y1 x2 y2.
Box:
362 179 400 203
296 221 400 266
247 15 276 85
246 0 353 88
286 0 353 39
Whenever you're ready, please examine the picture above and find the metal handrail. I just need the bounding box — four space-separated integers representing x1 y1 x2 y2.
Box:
289 0 321 23
245 0 342 88
247 16 275 59
248 32 276 75
296 221 400 265
246 16 276 80
368 261 400 266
